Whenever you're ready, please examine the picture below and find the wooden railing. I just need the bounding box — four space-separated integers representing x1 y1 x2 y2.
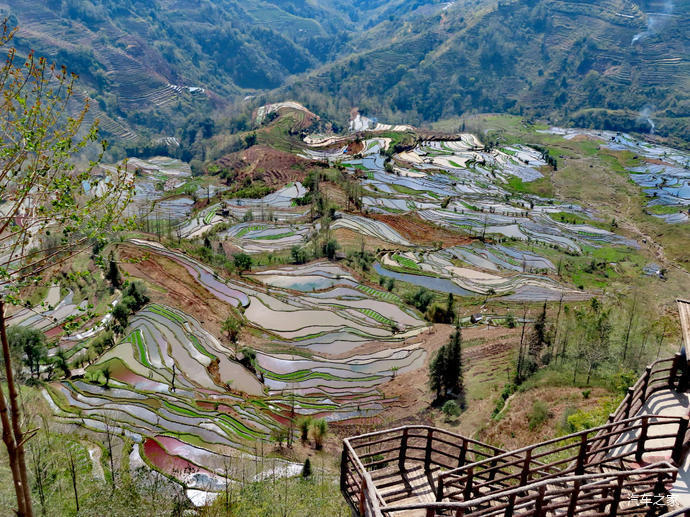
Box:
437 414 687 509
341 353 690 516
383 463 677 517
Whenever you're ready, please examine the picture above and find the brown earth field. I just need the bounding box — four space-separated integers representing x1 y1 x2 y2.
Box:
117 243 234 338
368 213 473 247
334 324 522 439
210 145 309 187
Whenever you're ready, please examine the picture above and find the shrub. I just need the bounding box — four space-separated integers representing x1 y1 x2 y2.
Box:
442 400 461 419
528 401 550 431
302 458 312 478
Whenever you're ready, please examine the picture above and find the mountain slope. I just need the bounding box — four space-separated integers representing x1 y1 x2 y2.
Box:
284 0 690 137
0 0 445 140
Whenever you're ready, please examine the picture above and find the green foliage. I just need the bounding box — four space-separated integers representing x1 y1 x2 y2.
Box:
7 326 47 379
527 400 550 431
291 246 308 265
311 418 328 450
297 416 312 443
442 400 461 419
322 239 339 260
106 254 122 291
302 458 312 478
407 287 433 313
233 253 253 273
429 327 465 405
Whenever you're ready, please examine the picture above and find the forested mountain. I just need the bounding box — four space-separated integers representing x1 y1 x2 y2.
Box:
1 0 688 141
0 0 444 141
286 0 690 137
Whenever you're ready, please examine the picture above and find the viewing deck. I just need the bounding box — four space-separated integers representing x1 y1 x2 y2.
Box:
341 353 690 516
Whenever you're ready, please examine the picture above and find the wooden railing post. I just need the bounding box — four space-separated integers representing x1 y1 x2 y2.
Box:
624 387 634 418
340 448 348 494
359 475 367 516
636 416 649 462
425 508 435 517
641 366 651 402
535 485 546 517
457 439 468 468
399 428 408 472
672 416 689 465
463 467 474 501
425 428 434 471
436 475 444 502
520 449 532 485
567 480 581 517
608 477 624 517
505 493 516 517
670 353 681 389
602 414 615 449
575 434 588 475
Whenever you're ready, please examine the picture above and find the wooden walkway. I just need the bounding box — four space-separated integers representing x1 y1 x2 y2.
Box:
341 353 690 516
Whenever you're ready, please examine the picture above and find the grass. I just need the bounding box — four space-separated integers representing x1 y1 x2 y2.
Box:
505 175 555 197
648 204 686 215
392 253 420 270
253 231 296 241
391 184 426 196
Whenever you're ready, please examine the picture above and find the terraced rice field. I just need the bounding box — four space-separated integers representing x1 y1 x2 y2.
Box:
379 247 587 301
539 128 690 223
46 304 298 496
48 242 429 497
220 222 312 254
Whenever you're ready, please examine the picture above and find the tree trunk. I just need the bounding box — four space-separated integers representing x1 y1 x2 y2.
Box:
0 299 34 517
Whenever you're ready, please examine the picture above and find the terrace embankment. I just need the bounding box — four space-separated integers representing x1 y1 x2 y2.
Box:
369 213 473 247
339 324 522 435
211 145 309 186
117 244 232 337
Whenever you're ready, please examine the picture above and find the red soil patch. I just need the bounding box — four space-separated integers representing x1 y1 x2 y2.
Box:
368 213 473 247
346 140 364 155
211 145 308 187
143 437 213 477
117 244 232 337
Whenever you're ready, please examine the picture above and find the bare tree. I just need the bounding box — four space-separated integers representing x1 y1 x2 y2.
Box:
0 22 133 517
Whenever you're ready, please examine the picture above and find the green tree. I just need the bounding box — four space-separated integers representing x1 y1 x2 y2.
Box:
442 400 461 420
7 326 47 380
302 458 312 478
222 316 243 353
233 253 252 274
102 365 111 389
52 349 70 379
444 326 465 408
322 239 339 260
297 416 312 443
311 418 328 450
106 253 122 291
112 304 130 334
428 346 446 401
527 302 550 370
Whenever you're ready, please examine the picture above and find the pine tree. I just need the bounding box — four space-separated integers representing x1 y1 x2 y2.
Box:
106 253 122 291
429 347 446 401
527 302 549 368
445 326 465 408
302 458 312 478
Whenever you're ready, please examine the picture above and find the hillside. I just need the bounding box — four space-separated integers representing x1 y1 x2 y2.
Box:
0 0 446 142
284 0 690 138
